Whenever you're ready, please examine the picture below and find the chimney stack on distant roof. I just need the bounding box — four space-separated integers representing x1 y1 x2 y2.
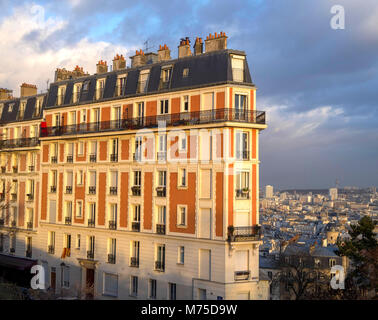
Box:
205 31 227 53
178 37 192 58
96 60 108 74
130 49 147 67
20 83 37 98
113 54 126 71
193 37 203 55
158 44 171 62
0 88 13 101
55 66 88 82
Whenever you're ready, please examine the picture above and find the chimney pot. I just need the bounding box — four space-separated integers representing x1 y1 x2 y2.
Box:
20 83 37 97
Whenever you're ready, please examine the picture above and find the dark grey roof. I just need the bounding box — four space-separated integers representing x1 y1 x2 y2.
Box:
0 93 46 124
260 256 281 269
45 49 254 109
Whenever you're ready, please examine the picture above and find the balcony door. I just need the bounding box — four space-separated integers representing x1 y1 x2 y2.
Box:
198 208 211 239
234 211 249 227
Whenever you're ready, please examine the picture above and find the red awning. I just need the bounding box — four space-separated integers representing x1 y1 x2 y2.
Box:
0 254 37 271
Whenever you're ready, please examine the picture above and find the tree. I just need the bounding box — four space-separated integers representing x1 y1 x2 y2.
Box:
336 216 377 299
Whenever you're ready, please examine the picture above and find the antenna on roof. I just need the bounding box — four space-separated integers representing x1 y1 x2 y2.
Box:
144 39 153 52
46 79 50 91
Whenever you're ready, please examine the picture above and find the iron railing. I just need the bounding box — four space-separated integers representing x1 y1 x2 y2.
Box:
29 165 35 172
132 221 140 232
107 254 116 264
130 257 139 267
131 186 141 196
66 155 73 163
157 152 167 161
89 154 97 162
50 186 56 193
27 222 33 230
156 187 166 197
0 137 39 149
40 109 266 138
27 193 34 201
65 186 72 194
11 193 17 201
48 245 55 254
65 217 72 225
108 221 117 230
87 219 95 228
234 270 250 281
236 189 250 199
236 150 250 160
26 249 32 258
51 156 57 163
87 250 94 260
155 261 165 272
88 186 96 194
109 187 117 195
227 225 261 242
12 166 18 173
110 153 118 162
156 224 166 235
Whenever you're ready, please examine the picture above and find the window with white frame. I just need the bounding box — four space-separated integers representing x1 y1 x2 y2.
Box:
329 258 336 267
78 141 84 156
160 99 169 114
149 279 157 299
158 171 166 187
178 246 185 264
138 70 149 94
168 283 176 300
134 171 141 186
131 276 138 296
235 131 249 160
179 168 187 187
62 265 70 288
236 171 250 199
65 201 73 219
182 95 189 112
157 206 166 225
133 205 140 222
177 206 187 226
77 170 84 185
76 234 81 249
103 273 118 297
179 134 187 152
109 204 117 224
76 200 83 218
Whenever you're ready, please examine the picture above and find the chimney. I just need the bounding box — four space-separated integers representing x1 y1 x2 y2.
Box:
205 31 227 53
113 54 126 71
96 60 108 74
193 37 203 55
20 83 37 97
158 44 171 62
322 238 328 247
178 37 192 58
55 66 88 82
0 88 13 100
145 52 158 64
130 50 147 68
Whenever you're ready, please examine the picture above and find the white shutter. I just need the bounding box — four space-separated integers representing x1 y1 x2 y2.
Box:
200 169 212 199
234 250 248 271
104 273 118 296
203 92 214 111
49 200 56 223
199 249 211 280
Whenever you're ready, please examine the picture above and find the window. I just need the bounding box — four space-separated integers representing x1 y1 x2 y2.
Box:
160 100 169 114
179 135 187 151
149 279 157 299
77 170 84 185
178 246 184 264
110 171 118 194
168 283 176 300
78 142 84 156
158 135 167 160
131 276 138 296
50 170 57 191
9 103 14 112
9 234 16 253
157 206 166 225
130 241 140 267
158 171 166 187
134 171 141 186
177 206 186 227
236 131 249 160
116 76 126 97
62 265 70 288
65 201 72 220
76 234 81 249
103 273 118 297
329 259 336 267
314 258 320 267
109 204 117 229
35 98 42 116
88 236 95 256
110 139 118 161
231 56 244 82
65 171 73 192
134 136 142 160
89 171 96 193
108 238 116 264
138 71 149 93
179 168 187 187
155 244 165 272
67 143 74 161
162 68 171 82
236 171 250 199
64 234 71 251
182 68 189 78
88 203 96 225
19 101 26 119
234 94 247 117
133 205 140 222
96 79 105 100
58 86 66 105
73 84 82 103
76 200 83 218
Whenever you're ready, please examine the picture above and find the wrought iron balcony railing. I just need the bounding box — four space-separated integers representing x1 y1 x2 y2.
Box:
26 222 33 230
110 153 118 162
154 261 165 272
1 167 5 173
87 219 95 228
157 152 167 161
234 270 250 281
66 155 73 163
87 250 94 260
133 153 141 161
29 165 35 172
236 150 250 160
51 156 57 163
131 186 141 196
109 187 117 195
11 193 17 201
65 216 72 225
66 186 72 194
26 250 32 258
26 193 34 201
156 224 166 235
156 186 166 197
107 253 116 264
108 220 117 230
132 221 140 232
89 154 97 162
88 186 96 194
40 109 266 138
48 245 55 254
236 189 250 199
50 186 56 193
12 166 18 173
130 257 139 267
227 225 261 242
0 137 39 149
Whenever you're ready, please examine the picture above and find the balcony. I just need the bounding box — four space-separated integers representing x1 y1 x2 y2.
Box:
87 250 94 260
110 153 118 162
109 187 117 195
156 186 166 197
1 167 5 173
89 154 97 163
26 222 33 230
48 245 55 254
157 152 167 161
107 254 116 264
12 166 18 173
29 165 35 172
236 189 250 199
10 248 15 254
10 220 16 228
154 261 165 272
11 193 17 201
51 156 57 163
234 270 250 281
227 225 261 242
131 186 141 196
88 186 96 194
0 218 4 226
66 155 73 163
133 153 141 161
156 224 166 235
130 257 139 267
0 137 39 149
50 186 56 193
236 150 250 160
132 221 140 232
26 250 32 258
65 216 72 225
87 219 95 228
40 109 266 138
65 186 72 194
26 193 34 201
108 221 117 230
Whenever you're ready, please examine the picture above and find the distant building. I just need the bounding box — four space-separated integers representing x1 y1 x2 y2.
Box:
265 185 274 199
329 188 338 200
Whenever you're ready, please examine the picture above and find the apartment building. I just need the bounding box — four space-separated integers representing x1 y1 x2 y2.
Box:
0 32 268 299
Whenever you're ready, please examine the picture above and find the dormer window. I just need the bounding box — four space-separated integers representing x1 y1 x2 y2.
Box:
57 86 66 106
96 79 105 100
159 67 172 90
116 75 126 97
182 68 189 78
138 70 150 94
34 98 42 117
8 103 14 112
231 55 245 82
73 83 82 103
19 101 26 119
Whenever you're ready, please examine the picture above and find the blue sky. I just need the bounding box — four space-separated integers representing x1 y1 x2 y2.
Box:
0 0 377 189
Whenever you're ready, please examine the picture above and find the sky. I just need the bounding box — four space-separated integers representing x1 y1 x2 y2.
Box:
0 0 377 189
